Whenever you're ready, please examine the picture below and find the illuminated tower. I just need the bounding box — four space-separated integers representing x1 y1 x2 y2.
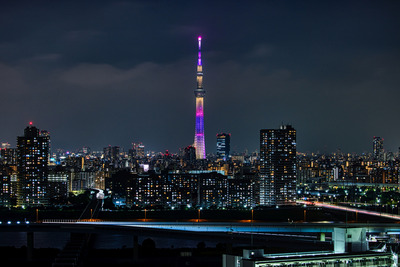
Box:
194 36 206 159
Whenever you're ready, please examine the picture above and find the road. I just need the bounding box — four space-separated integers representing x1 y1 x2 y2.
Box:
299 200 400 221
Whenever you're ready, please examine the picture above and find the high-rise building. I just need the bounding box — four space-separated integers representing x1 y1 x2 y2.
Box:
132 142 145 158
216 133 231 161
373 136 384 161
40 130 51 160
259 125 296 206
104 146 120 161
17 123 50 207
0 146 16 166
0 164 12 207
182 145 196 166
194 36 206 159
47 166 69 205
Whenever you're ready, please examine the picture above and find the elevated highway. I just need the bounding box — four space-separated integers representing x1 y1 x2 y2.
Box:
3 221 400 235
2 220 400 255
3 219 400 261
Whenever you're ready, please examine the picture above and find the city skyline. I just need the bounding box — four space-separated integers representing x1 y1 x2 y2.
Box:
2 121 399 156
0 1 399 153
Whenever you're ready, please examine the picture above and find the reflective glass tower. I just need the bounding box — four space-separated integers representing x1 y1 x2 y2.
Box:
216 133 230 161
194 36 206 159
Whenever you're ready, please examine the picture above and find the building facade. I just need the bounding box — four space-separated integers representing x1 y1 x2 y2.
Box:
223 228 397 267
17 124 50 207
373 136 384 161
0 166 11 207
216 133 231 161
260 125 296 206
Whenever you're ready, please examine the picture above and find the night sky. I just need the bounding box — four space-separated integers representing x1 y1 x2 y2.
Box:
1 1 400 154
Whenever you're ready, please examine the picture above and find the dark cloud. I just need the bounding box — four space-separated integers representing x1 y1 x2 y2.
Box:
0 0 400 154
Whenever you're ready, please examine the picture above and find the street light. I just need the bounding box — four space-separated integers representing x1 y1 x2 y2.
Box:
144 209 147 222
198 209 201 223
251 209 254 247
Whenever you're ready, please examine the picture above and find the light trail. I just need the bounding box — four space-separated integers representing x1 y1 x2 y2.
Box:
299 201 400 221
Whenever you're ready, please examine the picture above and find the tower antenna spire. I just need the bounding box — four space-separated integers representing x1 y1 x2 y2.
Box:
198 36 202 66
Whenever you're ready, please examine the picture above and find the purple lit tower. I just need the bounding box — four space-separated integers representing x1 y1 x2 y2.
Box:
194 36 206 159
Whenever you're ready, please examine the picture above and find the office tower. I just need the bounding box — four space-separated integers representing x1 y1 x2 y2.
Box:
216 133 231 161
137 144 145 158
183 145 196 165
17 123 49 207
260 125 296 206
132 142 145 158
104 146 120 161
194 36 206 159
373 136 384 161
